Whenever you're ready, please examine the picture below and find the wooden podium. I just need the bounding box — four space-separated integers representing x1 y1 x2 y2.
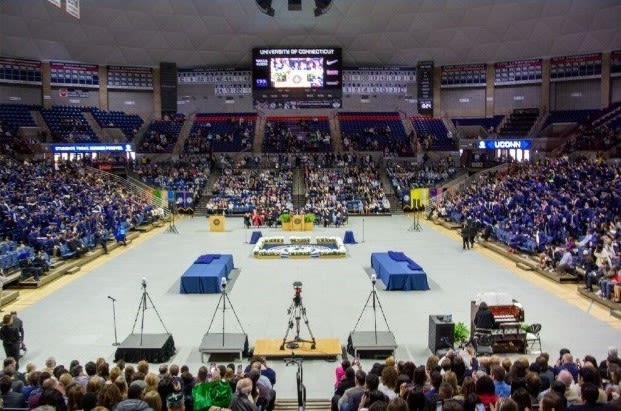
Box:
292 215 304 231
210 215 226 232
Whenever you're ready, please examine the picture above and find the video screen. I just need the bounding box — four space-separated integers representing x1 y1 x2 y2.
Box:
252 47 342 91
270 57 324 88
252 48 342 109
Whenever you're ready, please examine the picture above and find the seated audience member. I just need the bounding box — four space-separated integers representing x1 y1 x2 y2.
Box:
0 374 26 408
338 369 366 411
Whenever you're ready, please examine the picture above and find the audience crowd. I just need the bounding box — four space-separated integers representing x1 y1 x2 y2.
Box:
0 157 162 273
331 347 621 411
387 158 457 206
304 161 391 223
566 125 621 153
0 355 279 411
205 167 294 222
434 158 621 299
140 115 185 153
131 156 212 210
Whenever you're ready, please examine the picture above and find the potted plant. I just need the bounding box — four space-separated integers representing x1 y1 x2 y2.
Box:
279 213 291 231
303 213 316 231
454 322 470 346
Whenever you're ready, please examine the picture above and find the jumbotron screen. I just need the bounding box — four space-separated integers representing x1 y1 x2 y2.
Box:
252 47 342 109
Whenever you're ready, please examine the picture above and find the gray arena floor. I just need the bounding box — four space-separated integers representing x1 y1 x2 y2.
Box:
17 215 621 398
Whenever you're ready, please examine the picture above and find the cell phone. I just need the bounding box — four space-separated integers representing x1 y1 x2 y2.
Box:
475 404 485 411
210 362 217 374
236 364 243 375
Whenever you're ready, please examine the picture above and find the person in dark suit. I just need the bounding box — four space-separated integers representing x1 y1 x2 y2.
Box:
0 314 21 370
474 302 497 330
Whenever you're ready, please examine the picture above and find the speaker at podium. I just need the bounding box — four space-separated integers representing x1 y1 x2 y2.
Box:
210 215 226 232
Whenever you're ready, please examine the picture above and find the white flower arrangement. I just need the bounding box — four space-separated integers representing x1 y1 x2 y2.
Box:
290 236 311 244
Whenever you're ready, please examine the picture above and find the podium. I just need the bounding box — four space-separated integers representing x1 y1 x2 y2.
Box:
210 215 226 232
292 215 304 231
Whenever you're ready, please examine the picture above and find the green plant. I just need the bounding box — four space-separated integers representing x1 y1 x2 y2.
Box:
304 213 316 223
454 322 470 343
278 213 291 224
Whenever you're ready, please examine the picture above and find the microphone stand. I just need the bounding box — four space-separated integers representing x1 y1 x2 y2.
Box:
108 296 120 346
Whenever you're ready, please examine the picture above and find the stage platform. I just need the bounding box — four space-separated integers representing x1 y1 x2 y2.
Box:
253 338 342 359
347 331 397 358
199 333 249 362
114 333 176 363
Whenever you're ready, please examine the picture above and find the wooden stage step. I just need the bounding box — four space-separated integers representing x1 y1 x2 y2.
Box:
253 338 341 360
0 290 19 307
275 399 331 411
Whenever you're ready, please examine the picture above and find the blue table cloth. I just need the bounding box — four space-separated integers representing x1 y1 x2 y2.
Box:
343 230 357 244
181 254 234 294
193 254 234 274
249 231 263 244
371 252 429 291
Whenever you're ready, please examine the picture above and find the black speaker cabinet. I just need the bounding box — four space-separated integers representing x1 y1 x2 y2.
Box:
428 315 455 353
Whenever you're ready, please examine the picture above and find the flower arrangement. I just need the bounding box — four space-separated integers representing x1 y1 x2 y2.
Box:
290 236 311 244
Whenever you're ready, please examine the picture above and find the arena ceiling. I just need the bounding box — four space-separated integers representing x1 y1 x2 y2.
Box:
1 0 621 68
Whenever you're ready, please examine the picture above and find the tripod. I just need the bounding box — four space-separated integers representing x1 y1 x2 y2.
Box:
166 204 179 234
407 212 423 232
351 275 392 344
205 278 246 346
280 284 316 350
131 279 170 345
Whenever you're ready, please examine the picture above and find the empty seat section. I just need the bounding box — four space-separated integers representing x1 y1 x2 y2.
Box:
263 116 331 153
339 112 412 156
186 113 256 153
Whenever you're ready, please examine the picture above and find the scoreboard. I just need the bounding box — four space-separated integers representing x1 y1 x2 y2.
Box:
252 47 343 109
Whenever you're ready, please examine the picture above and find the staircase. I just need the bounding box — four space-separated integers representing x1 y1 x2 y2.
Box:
497 108 539 137
379 167 403 214
330 112 343 152
172 119 194 155
275 399 331 411
193 169 221 217
82 111 107 142
253 114 267 153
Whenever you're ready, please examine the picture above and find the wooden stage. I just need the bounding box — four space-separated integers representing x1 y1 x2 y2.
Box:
253 338 342 359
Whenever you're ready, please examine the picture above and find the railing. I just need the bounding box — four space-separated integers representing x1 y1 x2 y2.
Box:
87 166 170 217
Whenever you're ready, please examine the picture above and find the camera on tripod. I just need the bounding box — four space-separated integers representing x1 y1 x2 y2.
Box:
293 281 303 305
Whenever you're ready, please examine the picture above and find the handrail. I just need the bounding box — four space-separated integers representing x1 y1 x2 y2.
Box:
86 166 170 217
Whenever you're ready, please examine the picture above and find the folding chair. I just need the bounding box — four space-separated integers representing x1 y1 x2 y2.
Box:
526 323 542 353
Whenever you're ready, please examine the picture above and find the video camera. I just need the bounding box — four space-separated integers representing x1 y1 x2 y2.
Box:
293 281 303 305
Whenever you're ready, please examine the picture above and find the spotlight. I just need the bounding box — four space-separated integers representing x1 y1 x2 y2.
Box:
256 0 275 16
314 0 332 16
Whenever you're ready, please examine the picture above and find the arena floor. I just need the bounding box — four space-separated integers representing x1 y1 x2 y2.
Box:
7 215 621 399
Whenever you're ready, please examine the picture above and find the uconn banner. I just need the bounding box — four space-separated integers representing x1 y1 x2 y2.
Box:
477 139 531 150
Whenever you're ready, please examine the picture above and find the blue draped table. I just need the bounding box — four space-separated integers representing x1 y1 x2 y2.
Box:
370 252 429 291
343 230 357 244
180 254 234 294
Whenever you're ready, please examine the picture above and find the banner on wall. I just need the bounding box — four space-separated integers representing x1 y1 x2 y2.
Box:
409 188 430 210
175 191 194 212
66 0 80 18
48 0 61 7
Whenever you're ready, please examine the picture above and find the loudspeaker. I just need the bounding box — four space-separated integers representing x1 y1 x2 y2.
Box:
159 62 177 115
428 315 455 353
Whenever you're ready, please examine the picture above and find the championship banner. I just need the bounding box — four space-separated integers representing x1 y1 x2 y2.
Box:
494 59 542 86
550 53 602 81
108 65 153 90
48 0 61 7
0 57 42 85
175 191 194 212
66 0 80 18
611 50 621 78
50 61 99 88
441 64 486 88
409 188 430 210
